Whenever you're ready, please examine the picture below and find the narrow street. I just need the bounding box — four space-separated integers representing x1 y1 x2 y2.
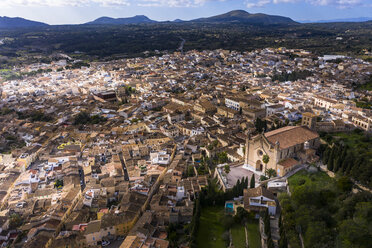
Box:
118 152 129 181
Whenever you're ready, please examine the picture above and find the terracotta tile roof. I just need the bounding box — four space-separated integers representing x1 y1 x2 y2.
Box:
84 220 101 234
264 126 319 150
278 158 299 168
244 187 275 200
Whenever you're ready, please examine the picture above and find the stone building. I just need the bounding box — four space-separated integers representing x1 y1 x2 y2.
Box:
243 126 320 177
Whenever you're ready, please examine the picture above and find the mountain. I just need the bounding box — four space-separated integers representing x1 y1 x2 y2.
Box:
191 10 297 25
86 15 157 25
300 17 372 23
0 16 48 28
173 19 184 23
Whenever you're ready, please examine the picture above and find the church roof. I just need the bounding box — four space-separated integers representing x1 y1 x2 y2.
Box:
264 126 318 150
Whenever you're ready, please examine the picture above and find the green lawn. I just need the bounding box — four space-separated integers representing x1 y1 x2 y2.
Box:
231 224 246 248
322 132 372 153
246 219 261 248
196 206 226 248
288 170 334 191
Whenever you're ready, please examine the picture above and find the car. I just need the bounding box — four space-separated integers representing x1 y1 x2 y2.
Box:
16 202 25 208
117 236 125 240
101 240 110 247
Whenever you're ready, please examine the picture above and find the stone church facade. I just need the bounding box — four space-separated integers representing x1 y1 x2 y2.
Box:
243 126 320 177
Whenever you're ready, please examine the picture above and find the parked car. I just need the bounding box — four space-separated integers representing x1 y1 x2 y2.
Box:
102 240 110 247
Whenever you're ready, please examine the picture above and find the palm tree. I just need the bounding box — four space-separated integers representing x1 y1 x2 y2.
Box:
265 168 277 179
262 154 270 176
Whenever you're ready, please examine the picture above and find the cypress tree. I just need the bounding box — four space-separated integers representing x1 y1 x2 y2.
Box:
327 154 334 171
345 161 352 175
243 177 247 189
279 230 288 248
327 145 336 171
250 174 255 188
333 157 341 172
235 179 241 196
340 145 348 160
340 152 351 174
322 146 330 165
264 209 270 236
268 238 274 248
351 158 363 180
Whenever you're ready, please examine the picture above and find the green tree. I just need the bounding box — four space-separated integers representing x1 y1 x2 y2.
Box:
263 155 270 176
187 165 195 177
340 152 352 174
9 213 22 229
244 177 249 188
217 152 229 164
234 207 249 224
333 157 341 172
263 209 271 236
266 168 277 179
327 146 335 171
339 219 372 248
337 176 352 192
54 179 63 188
304 221 333 248
250 174 255 188
224 164 230 174
255 117 267 133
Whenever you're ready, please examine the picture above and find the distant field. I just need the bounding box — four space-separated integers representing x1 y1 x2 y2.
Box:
0 21 372 69
196 206 226 248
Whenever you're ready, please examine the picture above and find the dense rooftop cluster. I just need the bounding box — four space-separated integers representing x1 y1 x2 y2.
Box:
0 47 371 248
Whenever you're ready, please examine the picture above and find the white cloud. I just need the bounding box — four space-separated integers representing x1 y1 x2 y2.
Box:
0 0 366 8
0 0 130 8
0 0 221 8
137 0 223 7
245 0 366 8
246 0 270 7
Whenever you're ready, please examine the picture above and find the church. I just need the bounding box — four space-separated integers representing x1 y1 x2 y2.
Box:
243 126 320 177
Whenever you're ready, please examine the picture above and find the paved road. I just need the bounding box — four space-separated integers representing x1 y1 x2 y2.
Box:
79 167 86 191
118 152 130 181
178 38 186 53
104 239 123 248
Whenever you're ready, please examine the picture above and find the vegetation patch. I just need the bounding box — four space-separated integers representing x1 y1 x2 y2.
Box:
280 170 372 248
319 130 372 187
196 206 226 248
231 224 246 248
246 219 261 248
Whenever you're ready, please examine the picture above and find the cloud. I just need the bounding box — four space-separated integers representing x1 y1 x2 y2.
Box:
0 0 221 8
0 0 130 8
137 0 223 7
0 0 366 8
245 0 365 8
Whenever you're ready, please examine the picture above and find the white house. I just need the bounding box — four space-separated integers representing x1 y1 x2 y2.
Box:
243 187 276 215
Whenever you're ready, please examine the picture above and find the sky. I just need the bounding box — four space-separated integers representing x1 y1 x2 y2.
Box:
0 0 371 24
